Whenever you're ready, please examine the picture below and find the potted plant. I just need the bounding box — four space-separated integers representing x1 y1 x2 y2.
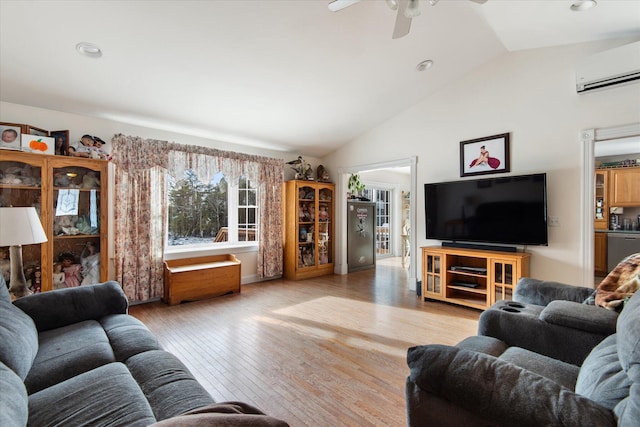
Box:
347 173 365 199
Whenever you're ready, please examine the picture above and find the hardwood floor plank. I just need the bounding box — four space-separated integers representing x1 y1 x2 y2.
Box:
129 257 480 426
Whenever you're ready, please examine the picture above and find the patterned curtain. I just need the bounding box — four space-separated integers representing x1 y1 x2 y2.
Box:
111 135 169 301
111 134 284 301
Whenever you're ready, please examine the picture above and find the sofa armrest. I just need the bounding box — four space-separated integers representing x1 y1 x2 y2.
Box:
513 278 594 306
407 344 616 427
541 301 618 335
13 281 128 332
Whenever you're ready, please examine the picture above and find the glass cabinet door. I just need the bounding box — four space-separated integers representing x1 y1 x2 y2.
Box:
318 186 333 266
0 153 46 292
423 251 442 297
492 259 514 304
51 165 102 290
297 185 315 269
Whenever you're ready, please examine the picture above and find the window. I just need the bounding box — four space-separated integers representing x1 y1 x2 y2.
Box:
167 170 258 247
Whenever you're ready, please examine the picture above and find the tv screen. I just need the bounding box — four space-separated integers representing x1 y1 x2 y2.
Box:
425 173 548 246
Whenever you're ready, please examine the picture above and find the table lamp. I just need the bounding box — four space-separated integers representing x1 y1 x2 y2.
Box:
0 207 48 298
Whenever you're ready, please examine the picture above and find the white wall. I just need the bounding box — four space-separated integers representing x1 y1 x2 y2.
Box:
322 38 640 285
0 101 322 284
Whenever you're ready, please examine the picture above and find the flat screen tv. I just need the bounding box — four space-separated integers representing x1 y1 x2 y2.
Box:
425 173 548 247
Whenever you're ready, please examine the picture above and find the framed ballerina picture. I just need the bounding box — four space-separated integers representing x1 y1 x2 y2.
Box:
460 133 510 177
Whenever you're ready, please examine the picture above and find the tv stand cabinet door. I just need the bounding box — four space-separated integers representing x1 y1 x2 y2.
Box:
490 256 529 305
422 249 444 299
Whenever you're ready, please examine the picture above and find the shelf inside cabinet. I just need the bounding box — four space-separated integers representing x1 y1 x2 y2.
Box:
447 284 487 294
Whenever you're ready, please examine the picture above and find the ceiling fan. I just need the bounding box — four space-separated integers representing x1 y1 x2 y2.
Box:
328 0 488 39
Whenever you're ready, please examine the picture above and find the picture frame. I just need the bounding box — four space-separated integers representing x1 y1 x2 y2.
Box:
24 125 49 137
0 122 23 150
50 130 70 156
460 133 510 177
21 134 55 155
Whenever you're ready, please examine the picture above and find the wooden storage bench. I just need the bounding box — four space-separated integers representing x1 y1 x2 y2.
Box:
163 254 241 305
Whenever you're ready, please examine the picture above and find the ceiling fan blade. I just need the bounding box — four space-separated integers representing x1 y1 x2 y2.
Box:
469 0 488 4
328 0 361 12
392 0 412 39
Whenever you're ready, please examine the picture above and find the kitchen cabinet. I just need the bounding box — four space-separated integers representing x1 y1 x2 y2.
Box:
609 166 640 206
594 232 608 276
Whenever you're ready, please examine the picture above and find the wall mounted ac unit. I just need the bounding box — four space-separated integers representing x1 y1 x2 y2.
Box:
576 41 640 93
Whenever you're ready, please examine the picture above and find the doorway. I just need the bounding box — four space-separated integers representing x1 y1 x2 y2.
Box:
581 123 640 286
337 156 418 290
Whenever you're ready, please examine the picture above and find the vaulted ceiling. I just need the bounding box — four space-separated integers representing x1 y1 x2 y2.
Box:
1 1 639 157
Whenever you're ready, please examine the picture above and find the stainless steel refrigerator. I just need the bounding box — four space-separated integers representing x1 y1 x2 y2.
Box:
347 201 376 272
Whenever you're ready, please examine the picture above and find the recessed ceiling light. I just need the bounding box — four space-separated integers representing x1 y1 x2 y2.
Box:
570 0 597 12
76 42 102 58
416 60 434 71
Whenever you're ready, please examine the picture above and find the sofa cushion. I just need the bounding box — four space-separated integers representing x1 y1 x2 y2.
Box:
0 297 38 380
28 362 156 427
24 320 116 394
575 334 631 410
0 361 28 427
499 347 580 390
126 350 214 421
13 281 128 332
100 314 161 361
540 300 618 335
456 335 509 357
617 290 640 381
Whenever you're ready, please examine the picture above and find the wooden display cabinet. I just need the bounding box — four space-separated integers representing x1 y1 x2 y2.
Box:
0 151 108 293
283 180 334 280
421 246 530 310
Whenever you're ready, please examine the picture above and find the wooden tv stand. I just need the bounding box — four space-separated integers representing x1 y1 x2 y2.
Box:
421 246 530 310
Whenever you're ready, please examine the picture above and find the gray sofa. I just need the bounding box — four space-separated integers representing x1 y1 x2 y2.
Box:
406 288 640 426
0 280 288 427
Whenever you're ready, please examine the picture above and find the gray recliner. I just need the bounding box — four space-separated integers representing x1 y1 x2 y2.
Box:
405 289 640 426
478 277 618 365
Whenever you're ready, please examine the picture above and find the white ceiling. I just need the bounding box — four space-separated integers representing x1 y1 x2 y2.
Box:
1 0 639 157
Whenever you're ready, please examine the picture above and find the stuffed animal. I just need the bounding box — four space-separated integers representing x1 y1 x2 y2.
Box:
81 171 100 189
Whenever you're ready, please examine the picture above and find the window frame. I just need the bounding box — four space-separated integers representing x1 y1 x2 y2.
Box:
164 173 259 255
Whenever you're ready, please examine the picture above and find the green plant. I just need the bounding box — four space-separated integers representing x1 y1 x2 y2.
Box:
347 173 365 197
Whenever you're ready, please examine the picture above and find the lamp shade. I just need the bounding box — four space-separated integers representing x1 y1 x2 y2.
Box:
0 207 48 246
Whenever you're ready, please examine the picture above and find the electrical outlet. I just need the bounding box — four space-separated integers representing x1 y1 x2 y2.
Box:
548 216 560 227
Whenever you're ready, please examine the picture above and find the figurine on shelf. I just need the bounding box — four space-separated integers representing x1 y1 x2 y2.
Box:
59 252 82 288
319 205 329 221
69 134 96 158
52 262 65 290
287 156 313 180
81 171 100 189
81 242 100 286
76 215 99 235
316 165 330 182
30 267 42 293
54 172 70 187
92 136 112 161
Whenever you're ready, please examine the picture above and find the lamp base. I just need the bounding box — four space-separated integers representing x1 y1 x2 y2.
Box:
8 245 32 299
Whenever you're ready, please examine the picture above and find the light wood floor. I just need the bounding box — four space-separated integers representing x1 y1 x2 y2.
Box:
129 257 480 426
